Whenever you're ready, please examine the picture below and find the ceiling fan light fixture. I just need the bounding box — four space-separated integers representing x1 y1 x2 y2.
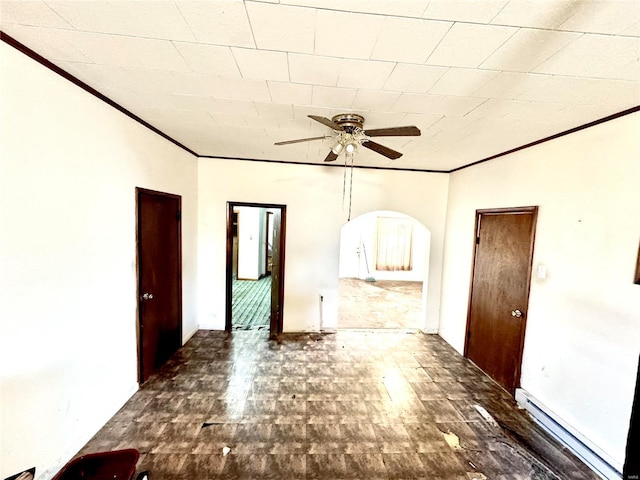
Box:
345 141 357 154
331 140 344 155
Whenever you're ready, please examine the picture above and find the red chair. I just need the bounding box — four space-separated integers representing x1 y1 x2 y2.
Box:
52 449 148 480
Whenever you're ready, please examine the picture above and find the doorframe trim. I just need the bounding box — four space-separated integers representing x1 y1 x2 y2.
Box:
225 201 286 335
463 205 538 393
135 187 183 384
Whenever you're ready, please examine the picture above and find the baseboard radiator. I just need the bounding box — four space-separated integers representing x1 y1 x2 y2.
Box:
515 389 623 480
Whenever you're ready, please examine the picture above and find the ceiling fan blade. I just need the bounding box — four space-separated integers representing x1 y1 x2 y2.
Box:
308 115 344 131
274 135 331 145
324 151 339 162
365 126 421 137
362 140 403 160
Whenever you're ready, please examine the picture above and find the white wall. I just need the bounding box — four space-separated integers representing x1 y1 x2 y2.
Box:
339 211 429 282
236 207 265 280
198 159 449 333
439 112 640 468
0 43 198 478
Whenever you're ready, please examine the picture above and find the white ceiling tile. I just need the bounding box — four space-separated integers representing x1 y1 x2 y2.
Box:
47 1 195 41
0 24 91 62
465 98 565 121
137 106 214 129
426 23 517 68
292 105 341 122
288 53 342 86
422 0 509 23
352 90 401 112
211 98 259 116
245 2 315 54
490 0 581 29
554 103 634 127
207 77 271 102
336 58 396 90
534 34 640 81
314 10 383 60
621 22 640 37
74 33 192 73
473 71 552 99
244 116 280 129
397 113 444 132
232 48 289 82
428 68 500 96
428 114 482 132
267 81 313 105
359 111 409 128
211 113 250 128
175 0 254 47
371 17 452 63
281 0 430 17
253 102 295 119
311 86 357 110
275 118 312 132
118 70 216 96
114 89 221 113
518 75 640 106
0 1 72 28
4 0 638 170
558 0 640 35
173 42 240 77
52 61 141 94
391 93 486 116
384 64 448 93
480 28 581 72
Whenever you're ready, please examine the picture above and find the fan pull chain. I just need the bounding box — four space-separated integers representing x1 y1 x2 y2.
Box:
342 151 348 211
347 151 355 221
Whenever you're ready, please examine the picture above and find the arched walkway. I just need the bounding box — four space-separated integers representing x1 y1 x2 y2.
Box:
337 211 431 330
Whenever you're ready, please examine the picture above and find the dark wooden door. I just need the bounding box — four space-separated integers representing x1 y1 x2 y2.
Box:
465 207 537 394
137 189 182 383
624 356 640 477
270 209 283 340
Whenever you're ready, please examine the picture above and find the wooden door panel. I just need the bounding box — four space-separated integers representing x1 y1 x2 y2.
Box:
466 208 536 394
138 190 182 383
270 210 281 339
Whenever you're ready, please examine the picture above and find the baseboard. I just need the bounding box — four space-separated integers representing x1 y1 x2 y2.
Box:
515 389 623 480
183 325 199 344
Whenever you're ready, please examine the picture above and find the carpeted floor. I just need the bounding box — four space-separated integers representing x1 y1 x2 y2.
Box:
232 276 271 330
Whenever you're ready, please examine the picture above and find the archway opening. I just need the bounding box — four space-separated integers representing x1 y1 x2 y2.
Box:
337 211 430 330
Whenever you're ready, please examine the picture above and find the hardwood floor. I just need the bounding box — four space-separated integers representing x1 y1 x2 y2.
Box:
76 330 598 479
338 278 423 329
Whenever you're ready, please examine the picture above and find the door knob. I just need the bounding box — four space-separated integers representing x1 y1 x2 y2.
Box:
511 309 523 318
141 292 154 300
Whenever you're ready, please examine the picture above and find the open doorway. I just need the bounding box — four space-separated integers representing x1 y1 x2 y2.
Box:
337 211 430 330
226 202 286 339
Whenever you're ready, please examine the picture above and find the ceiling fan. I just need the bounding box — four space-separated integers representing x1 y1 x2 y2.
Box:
274 113 421 162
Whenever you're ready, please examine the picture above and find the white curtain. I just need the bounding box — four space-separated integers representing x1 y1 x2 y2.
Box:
375 217 413 271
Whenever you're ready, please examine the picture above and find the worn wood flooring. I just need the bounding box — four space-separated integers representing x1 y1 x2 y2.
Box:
77 330 598 479
338 278 423 329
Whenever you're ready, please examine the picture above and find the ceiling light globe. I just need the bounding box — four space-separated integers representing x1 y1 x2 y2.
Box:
331 141 344 155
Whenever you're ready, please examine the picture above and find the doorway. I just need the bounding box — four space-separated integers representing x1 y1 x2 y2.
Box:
337 211 429 330
465 206 538 394
136 188 182 383
226 202 286 339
